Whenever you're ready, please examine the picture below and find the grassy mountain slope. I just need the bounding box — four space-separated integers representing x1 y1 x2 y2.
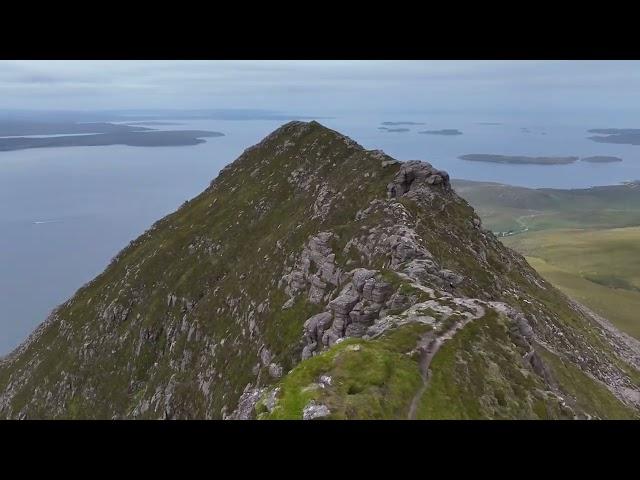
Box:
1 122 639 419
453 179 640 341
505 228 640 339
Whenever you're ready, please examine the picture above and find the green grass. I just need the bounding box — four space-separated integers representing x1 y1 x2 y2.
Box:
416 310 636 419
416 311 557 419
258 323 430 419
537 347 637 419
455 180 640 341
503 228 640 339
453 179 640 234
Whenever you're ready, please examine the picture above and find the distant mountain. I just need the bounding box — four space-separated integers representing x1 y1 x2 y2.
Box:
1 122 639 419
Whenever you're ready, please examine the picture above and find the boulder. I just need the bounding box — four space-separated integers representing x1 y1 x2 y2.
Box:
329 294 360 316
362 278 392 304
303 312 333 340
351 268 377 292
387 160 450 198
302 401 331 420
308 275 327 304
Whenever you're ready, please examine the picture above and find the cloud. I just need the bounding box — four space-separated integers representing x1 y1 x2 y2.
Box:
0 60 639 115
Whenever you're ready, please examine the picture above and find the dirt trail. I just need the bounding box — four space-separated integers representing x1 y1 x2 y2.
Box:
407 308 484 420
407 332 440 420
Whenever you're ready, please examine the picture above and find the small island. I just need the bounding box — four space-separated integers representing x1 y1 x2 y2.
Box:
379 127 410 132
588 128 640 146
581 156 623 163
476 122 502 125
418 129 462 136
459 154 579 165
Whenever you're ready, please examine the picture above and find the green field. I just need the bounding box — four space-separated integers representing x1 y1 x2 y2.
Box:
453 179 640 234
503 228 640 339
454 180 640 340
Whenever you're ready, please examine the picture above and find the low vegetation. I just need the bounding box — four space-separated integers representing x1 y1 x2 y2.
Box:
455 179 640 340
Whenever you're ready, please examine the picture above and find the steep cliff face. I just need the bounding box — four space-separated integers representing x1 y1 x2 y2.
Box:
1 121 639 419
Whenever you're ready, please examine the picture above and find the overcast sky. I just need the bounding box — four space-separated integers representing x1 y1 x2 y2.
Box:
1 60 640 117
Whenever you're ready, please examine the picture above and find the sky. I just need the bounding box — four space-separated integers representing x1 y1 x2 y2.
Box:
1 60 640 119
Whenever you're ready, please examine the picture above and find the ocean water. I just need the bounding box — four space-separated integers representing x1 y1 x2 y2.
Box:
1 113 640 354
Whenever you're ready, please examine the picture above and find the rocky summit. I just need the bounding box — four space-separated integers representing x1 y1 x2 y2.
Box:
2 120 640 419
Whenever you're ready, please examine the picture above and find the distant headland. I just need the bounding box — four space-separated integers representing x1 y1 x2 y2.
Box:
459 154 579 165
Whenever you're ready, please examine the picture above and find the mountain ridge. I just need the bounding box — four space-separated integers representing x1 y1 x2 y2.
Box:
1 120 639 419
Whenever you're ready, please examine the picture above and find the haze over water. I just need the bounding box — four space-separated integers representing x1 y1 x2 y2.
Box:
2 111 640 354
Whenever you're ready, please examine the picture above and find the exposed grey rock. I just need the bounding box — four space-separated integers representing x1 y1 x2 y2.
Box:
304 312 333 340
348 301 380 325
301 343 316 361
260 347 272 367
345 322 370 337
438 269 464 288
282 297 295 309
302 311 334 358
268 363 283 378
228 386 266 420
302 400 331 420
351 268 377 292
387 160 450 198
308 275 328 304
320 257 341 286
289 271 307 291
312 184 335 220
329 293 360 316
281 231 345 300
362 278 392 303
386 292 411 309
263 387 280 413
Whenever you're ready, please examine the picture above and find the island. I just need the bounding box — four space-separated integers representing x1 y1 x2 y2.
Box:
459 154 579 165
0 120 151 137
589 128 640 135
381 121 425 126
0 130 224 152
588 128 640 146
476 122 502 125
418 129 462 136
119 121 183 126
581 156 623 163
378 127 410 132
